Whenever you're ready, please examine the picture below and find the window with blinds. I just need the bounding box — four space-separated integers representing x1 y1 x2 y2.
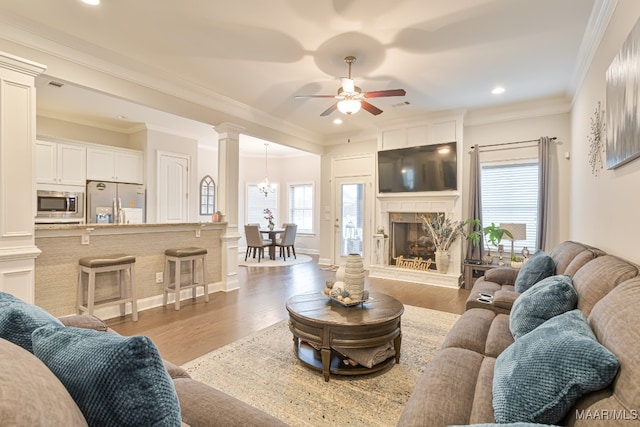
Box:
289 184 313 233
481 161 538 253
247 184 278 227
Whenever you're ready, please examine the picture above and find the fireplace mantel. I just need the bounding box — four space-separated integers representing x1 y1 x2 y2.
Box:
377 191 460 215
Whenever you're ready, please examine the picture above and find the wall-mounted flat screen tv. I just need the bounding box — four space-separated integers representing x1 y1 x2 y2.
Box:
377 142 457 193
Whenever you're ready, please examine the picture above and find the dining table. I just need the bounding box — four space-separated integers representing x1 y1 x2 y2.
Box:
260 228 284 260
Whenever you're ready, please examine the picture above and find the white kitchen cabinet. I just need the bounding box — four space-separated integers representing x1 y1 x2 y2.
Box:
35 140 86 186
87 147 144 184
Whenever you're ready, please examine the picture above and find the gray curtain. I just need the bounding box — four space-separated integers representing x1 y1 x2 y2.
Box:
537 136 551 251
466 146 483 261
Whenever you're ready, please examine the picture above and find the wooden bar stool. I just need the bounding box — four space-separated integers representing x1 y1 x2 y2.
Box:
77 254 138 321
163 247 208 310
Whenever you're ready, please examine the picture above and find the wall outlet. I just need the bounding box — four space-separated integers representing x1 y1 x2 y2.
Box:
155 272 163 283
195 229 201 238
81 234 90 245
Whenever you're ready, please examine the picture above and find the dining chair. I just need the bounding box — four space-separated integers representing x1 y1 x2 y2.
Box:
276 223 297 260
248 223 271 245
244 224 271 262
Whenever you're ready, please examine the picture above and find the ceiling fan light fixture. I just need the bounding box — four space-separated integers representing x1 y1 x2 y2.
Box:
337 99 361 115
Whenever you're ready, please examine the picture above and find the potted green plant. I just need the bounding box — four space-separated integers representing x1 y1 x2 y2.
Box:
511 255 523 269
467 222 513 264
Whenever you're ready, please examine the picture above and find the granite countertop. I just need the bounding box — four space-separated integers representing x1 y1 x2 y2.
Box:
35 221 227 232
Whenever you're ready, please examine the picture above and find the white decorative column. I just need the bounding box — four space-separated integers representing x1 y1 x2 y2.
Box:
216 123 243 291
0 52 46 303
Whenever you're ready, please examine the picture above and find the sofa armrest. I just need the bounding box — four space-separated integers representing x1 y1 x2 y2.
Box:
173 377 288 426
164 359 191 379
492 289 520 311
58 314 108 331
484 267 519 285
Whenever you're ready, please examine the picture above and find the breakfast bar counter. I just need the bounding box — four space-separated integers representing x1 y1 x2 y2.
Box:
34 222 227 318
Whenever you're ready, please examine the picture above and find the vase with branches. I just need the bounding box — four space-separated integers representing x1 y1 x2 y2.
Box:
419 214 477 273
419 214 474 252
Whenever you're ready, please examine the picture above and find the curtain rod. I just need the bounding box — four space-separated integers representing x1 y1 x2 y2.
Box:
471 137 558 150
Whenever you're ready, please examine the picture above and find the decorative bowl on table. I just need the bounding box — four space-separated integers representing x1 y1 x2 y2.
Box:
326 294 371 307
323 282 370 307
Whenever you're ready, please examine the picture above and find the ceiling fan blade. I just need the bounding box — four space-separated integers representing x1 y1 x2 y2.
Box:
340 77 355 93
363 89 406 98
361 101 383 116
295 94 336 99
320 103 338 116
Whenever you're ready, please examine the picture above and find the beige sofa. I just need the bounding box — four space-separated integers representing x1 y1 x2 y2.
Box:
0 311 286 427
397 241 640 426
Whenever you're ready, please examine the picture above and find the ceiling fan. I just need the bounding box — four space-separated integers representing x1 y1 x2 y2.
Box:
295 56 406 116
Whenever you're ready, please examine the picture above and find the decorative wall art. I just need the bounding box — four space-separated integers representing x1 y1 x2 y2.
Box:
588 102 606 176
605 17 640 169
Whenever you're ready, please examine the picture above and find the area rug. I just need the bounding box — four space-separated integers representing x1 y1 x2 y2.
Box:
182 305 459 426
238 253 312 267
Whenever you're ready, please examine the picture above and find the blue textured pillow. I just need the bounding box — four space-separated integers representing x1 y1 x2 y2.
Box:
510 275 577 340
514 251 555 293
493 310 619 424
32 326 181 427
0 292 63 352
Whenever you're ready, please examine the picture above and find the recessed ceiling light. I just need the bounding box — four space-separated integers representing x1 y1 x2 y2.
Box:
333 118 343 125
82 0 100 5
117 115 129 120
492 86 505 95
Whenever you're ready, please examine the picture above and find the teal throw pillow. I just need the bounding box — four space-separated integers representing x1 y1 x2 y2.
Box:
0 291 63 352
493 310 619 424
32 326 181 427
514 251 555 293
510 275 577 340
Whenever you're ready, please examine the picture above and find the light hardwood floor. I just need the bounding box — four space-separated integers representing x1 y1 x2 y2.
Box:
107 256 470 365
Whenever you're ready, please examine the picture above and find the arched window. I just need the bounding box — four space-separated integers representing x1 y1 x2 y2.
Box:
200 175 216 215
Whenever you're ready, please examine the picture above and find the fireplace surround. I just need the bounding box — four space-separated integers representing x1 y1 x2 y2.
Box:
369 193 462 288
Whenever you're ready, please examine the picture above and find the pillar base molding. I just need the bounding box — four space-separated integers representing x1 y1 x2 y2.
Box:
220 227 241 292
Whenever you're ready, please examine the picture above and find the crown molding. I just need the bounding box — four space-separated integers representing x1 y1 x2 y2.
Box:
568 0 619 101
463 96 572 127
0 50 46 76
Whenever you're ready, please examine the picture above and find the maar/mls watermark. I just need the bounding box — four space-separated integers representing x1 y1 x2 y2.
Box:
576 409 639 421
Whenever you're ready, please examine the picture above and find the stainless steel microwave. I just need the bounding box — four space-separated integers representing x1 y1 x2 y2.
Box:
36 190 84 222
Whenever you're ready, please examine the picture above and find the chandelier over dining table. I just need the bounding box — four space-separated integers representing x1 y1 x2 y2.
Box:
258 142 275 197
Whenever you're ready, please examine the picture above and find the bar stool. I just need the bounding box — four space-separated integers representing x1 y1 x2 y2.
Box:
77 254 138 321
163 247 208 310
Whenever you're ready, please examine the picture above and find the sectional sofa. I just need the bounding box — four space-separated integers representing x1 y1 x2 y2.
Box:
397 241 640 426
0 295 286 427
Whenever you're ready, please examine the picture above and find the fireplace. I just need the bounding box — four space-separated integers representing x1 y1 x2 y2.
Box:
369 193 462 288
388 212 440 269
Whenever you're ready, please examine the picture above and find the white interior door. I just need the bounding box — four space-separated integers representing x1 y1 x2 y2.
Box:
334 177 372 265
158 152 190 223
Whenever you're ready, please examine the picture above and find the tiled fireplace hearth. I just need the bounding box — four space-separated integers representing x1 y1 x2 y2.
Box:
369 193 462 288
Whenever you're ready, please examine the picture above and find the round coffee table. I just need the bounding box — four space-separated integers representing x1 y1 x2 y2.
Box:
285 292 404 381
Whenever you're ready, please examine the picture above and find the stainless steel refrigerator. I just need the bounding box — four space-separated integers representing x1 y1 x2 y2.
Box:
86 181 146 224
